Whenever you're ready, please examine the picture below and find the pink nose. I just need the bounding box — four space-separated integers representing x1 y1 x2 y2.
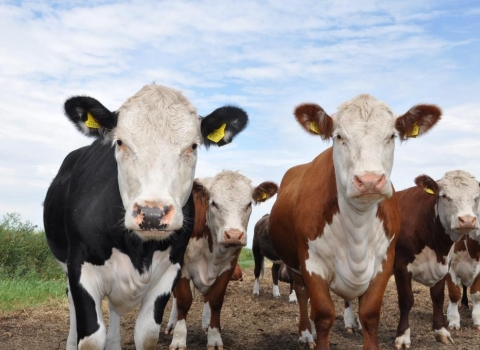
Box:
458 215 477 229
132 202 174 231
354 173 386 194
223 229 246 246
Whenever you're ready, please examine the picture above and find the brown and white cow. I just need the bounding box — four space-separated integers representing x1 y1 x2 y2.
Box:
165 171 278 350
446 228 480 331
393 170 480 348
252 214 296 302
268 94 441 349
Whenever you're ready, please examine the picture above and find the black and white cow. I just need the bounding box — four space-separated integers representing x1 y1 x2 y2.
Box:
43 83 248 350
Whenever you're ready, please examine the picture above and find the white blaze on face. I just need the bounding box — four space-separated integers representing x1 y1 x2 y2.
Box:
436 170 480 241
113 85 201 235
202 171 254 246
332 95 396 210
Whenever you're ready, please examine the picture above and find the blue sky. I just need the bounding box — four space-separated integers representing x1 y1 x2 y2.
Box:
1 0 480 247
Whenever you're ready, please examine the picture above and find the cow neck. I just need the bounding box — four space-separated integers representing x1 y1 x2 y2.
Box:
429 201 456 263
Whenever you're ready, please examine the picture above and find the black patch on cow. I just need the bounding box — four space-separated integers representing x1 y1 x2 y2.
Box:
153 293 171 325
201 106 248 148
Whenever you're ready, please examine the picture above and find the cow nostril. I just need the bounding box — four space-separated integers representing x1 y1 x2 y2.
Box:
354 176 364 188
225 232 231 240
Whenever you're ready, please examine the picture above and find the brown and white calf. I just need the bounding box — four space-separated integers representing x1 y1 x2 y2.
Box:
393 170 480 349
252 214 296 302
269 94 441 350
446 228 480 331
165 171 278 350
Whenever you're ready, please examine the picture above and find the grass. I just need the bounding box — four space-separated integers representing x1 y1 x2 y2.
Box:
0 213 258 313
0 278 66 312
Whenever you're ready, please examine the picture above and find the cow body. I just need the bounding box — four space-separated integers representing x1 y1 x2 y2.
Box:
269 94 441 349
165 171 278 350
43 84 248 350
252 214 296 302
393 170 480 348
446 230 480 331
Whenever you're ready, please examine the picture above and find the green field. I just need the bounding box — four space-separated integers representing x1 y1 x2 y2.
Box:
0 213 255 312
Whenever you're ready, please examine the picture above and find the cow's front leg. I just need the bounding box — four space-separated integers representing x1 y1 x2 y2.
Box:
430 277 453 344
169 278 193 350
446 273 462 330
106 302 122 350
394 264 414 349
66 285 78 350
293 272 315 349
358 251 393 350
68 263 106 350
302 272 334 350
136 262 181 350
272 263 281 297
204 267 237 350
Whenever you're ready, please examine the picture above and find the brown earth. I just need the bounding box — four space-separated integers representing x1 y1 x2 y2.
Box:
1 266 480 350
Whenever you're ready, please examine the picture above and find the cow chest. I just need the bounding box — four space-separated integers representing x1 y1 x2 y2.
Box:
304 212 392 301
449 247 480 287
407 246 452 287
79 248 179 314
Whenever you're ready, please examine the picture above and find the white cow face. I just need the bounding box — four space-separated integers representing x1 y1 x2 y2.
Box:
294 95 441 211
64 84 248 240
416 170 480 242
193 171 278 247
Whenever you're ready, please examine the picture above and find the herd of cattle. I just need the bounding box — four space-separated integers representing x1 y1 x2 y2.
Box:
42 83 480 350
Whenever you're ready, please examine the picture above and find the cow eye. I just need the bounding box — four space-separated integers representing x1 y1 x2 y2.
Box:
116 140 123 146
211 201 219 209
390 134 395 140
245 202 252 211
442 194 451 201
336 135 342 140
192 143 198 150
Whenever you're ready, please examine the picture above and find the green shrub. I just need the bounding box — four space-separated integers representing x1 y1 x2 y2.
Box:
238 247 253 262
0 213 64 280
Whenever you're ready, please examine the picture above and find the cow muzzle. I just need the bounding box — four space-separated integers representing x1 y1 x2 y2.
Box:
132 202 175 231
458 215 478 230
222 229 246 246
353 173 386 195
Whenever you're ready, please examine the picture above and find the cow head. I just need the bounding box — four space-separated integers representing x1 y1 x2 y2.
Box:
64 84 248 240
193 171 278 248
415 170 480 242
294 95 441 211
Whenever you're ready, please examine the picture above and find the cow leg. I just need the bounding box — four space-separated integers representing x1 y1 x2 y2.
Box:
303 273 334 350
446 273 462 330
252 246 263 296
165 296 178 334
286 267 297 303
470 273 480 329
293 273 315 349
358 258 393 350
68 263 106 350
272 263 281 298
394 265 414 349
430 277 453 344
344 300 357 333
169 278 193 350
106 302 122 350
136 262 181 350
66 285 78 350
204 265 238 350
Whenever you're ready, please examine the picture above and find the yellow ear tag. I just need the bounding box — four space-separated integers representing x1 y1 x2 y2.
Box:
408 122 419 138
85 112 101 129
425 188 435 195
310 122 320 134
258 191 267 201
207 123 227 143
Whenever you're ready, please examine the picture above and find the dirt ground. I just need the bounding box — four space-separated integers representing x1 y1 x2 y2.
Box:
1 266 480 350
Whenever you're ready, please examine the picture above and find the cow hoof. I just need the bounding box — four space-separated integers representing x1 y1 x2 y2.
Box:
475 325 480 331
394 344 410 349
206 347 223 350
448 324 460 331
345 327 354 334
435 334 454 345
165 327 173 335
169 347 186 350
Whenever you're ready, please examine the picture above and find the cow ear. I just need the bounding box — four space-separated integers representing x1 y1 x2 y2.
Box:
294 103 333 140
200 106 248 148
414 175 439 195
192 179 210 204
64 96 118 138
253 182 278 204
395 104 441 141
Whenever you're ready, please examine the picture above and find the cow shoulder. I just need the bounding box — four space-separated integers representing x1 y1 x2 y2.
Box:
191 180 213 250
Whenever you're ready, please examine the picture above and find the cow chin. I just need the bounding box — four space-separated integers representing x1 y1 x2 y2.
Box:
133 229 176 241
